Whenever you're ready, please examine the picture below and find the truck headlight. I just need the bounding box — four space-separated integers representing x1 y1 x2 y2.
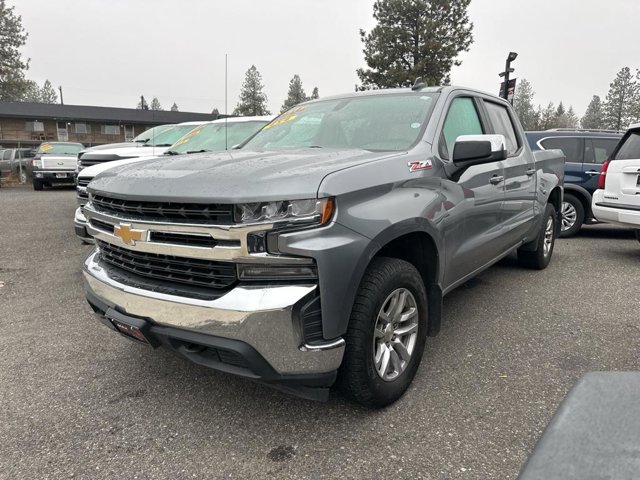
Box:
234 198 334 226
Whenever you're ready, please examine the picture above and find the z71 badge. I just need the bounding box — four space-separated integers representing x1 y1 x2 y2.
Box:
408 160 433 172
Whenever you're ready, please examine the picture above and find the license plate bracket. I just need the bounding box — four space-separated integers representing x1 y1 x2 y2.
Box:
55 173 67 178
104 308 160 348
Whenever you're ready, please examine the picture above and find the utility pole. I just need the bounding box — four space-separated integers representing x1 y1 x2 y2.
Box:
499 52 518 103
58 86 64 105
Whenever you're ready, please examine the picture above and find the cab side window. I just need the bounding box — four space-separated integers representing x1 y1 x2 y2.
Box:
484 101 519 155
440 97 483 160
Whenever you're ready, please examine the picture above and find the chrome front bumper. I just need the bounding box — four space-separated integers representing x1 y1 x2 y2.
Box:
83 250 345 375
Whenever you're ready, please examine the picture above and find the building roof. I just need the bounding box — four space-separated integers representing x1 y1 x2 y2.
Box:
0 102 221 125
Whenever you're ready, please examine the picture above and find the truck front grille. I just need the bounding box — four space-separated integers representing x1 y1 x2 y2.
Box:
92 194 234 224
77 178 92 187
96 240 237 290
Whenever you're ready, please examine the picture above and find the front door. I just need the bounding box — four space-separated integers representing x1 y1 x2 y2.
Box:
57 121 68 141
437 96 506 288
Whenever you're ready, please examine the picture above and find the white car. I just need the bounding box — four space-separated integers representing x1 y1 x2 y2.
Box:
592 123 640 242
75 121 206 174
74 116 272 243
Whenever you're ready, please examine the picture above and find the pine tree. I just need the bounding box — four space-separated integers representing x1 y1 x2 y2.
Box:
281 75 307 112
23 80 41 102
538 102 556 130
563 106 579 129
581 95 604 129
0 0 31 101
234 65 271 116
39 80 58 104
137 96 149 110
170 102 179 112
149 97 163 111
512 79 538 130
602 67 638 131
310 87 319 100
357 0 473 88
211 107 220 117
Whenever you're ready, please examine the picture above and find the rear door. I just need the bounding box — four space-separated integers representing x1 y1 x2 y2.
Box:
582 137 621 194
605 129 640 210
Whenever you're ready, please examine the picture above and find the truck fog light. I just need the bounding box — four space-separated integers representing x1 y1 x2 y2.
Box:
237 264 318 281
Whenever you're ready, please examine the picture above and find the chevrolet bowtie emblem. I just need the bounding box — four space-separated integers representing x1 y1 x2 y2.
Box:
113 223 145 246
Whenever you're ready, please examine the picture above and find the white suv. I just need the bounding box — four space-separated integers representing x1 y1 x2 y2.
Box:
592 123 640 242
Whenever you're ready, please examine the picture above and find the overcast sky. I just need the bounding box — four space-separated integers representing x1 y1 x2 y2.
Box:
17 0 639 117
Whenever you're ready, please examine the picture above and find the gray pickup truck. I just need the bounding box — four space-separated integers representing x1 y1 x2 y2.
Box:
83 85 564 407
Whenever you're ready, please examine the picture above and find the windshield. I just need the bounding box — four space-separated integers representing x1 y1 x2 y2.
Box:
132 125 173 143
243 93 438 152
167 121 268 154
147 124 203 147
37 143 84 155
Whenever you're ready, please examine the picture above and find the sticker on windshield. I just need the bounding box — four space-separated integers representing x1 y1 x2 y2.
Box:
172 125 204 147
408 160 432 172
263 114 298 130
40 143 53 151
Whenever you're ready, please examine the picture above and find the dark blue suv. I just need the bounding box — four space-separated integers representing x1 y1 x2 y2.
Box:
526 130 622 237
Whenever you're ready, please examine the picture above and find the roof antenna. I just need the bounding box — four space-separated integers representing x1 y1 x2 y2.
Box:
412 77 427 91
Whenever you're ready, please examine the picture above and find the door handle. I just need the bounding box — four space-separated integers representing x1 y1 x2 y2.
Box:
526 168 536 176
490 175 504 185
585 170 599 176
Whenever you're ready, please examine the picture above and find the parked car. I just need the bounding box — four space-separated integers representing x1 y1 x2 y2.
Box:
75 122 205 173
592 123 640 242
74 116 271 243
82 85 564 407
0 148 36 182
32 142 84 190
526 130 623 236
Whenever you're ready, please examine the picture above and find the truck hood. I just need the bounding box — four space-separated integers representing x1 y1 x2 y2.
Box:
89 148 398 203
80 145 169 160
78 155 160 179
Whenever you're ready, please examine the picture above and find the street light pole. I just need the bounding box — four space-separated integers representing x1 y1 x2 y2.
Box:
499 51 518 103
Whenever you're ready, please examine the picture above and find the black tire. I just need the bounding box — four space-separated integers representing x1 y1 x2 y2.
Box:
518 203 557 270
339 257 428 408
559 193 584 238
635 230 640 244
32 178 43 191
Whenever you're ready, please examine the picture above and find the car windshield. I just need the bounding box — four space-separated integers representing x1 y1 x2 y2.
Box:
146 124 203 147
167 121 268 154
132 125 174 143
37 143 84 155
243 93 438 152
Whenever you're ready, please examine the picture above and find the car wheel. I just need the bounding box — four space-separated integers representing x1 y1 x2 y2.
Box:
635 230 640 244
33 179 43 191
339 257 428 408
559 193 584 238
518 203 557 270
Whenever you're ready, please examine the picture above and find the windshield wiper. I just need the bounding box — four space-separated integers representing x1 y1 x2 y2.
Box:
165 150 179 155
148 143 174 147
185 149 209 154
308 145 323 148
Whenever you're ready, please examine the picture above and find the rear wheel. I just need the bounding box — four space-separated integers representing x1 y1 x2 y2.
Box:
559 193 584 237
339 257 428 408
32 178 43 191
518 203 557 270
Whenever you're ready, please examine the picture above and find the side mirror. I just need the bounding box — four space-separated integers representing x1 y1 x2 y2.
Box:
452 134 508 166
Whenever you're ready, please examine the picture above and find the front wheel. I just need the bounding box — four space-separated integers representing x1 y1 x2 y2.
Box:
635 230 640 244
32 178 43 191
339 257 428 408
518 203 557 270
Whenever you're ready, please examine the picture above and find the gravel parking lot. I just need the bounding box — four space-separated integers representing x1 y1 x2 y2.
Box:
1 186 638 480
